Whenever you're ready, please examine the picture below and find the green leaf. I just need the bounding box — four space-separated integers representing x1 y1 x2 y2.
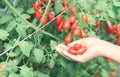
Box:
113 1 120 7
9 73 19 77
55 0 63 14
16 25 27 38
49 58 55 68
20 66 34 77
19 41 33 57
7 52 17 57
87 31 96 37
0 29 9 40
95 0 107 11
38 72 49 77
107 20 112 27
6 20 17 32
88 15 96 25
100 68 109 77
27 8 34 14
107 10 115 19
21 14 30 19
50 40 57 51
33 48 44 63
0 15 12 25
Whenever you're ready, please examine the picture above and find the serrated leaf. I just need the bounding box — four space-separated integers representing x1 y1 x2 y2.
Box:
19 41 33 57
16 25 26 38
27 8 34 14
0 15 12 25
21 14 30 19
100 68 109 77
6 20 17 32
55 0 63 14
33 48 44 63
0 29 9 40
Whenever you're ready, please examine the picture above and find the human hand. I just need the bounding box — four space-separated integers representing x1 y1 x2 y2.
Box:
55 37 115 63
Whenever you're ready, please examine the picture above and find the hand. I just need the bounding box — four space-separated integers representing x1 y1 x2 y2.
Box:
55 37 115 63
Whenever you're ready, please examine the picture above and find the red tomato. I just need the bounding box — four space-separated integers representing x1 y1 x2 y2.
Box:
64 34 72 45
34 11 43 19
55 16 62 26
41 0 47 3
70 21 78 31
69 14 76 24
73 27 81 36
33 3 40 11
48 12 55 21
51 0 55 3
96 21 102 27
116 38 120 44
82 14 88 24
40 16 47 25
74 44 81 51
63 20 71 30
77 46 87 55
109 71 116 77
80 31 87 38
68 47 77 55
57 20 63 32
62 0 68 7
70 6 77 14
0 64 3 69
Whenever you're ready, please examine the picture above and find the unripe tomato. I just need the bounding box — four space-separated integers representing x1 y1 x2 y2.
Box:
77 46 87 55
68 47 77 55
74 44 81 51
57 20 63 32
64 34 72 45
82 14 88 24
48 12 55 21
34 11 43 19
62 0 68 7
80 31 87 38
96 21 102 27
55 16 62 26
70 6 77 14
33 3 40 11
63 20 70 30
70 21 78 31
73 27 81 36
69 14 76 24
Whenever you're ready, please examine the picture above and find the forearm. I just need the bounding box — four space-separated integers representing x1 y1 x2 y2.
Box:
102 44 120 63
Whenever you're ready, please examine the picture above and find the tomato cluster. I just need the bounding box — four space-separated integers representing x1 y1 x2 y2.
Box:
33 0 55 25
68 44 87 55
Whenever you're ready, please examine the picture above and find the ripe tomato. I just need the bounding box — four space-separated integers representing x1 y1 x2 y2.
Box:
77 46 87 55
109 71 116 77
55 16 62 26
33 3 40 11
51 0 55 3
63 20 71 30
80 31 87 38
41 0 47 3
64 34 72 45
70 21 78 31
73 27 81 36
62 0 68 7
96 21 102 27
68 47 77 55
57 20 63 32
74 44 81 51
40 16 47 25
116 38 120 44
69 14 76 24
48 12 55 21
34 11 43 19
70 6 77 14
82 14 88 24
0 64 3 69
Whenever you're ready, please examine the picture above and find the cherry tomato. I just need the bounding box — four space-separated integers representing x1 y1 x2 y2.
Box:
40 16 47 25
73 27 81 36
63 20 71 30
96 21 102 27
55 16 62 26
34 10 43 19
33 3 40 11
68 47 77 55
116 38 120 44
48 12 55 21
64 34 72 45
41 0 47 3
82 14 88 24
69 14 76 24
70 6 77 14
109 71 116 77
80 31 87 38
0 64 3 69
62 0 68 7
51 0 55 3
74 44 81 51
77 46 87 55
57 20 63 32
70 21 78 31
